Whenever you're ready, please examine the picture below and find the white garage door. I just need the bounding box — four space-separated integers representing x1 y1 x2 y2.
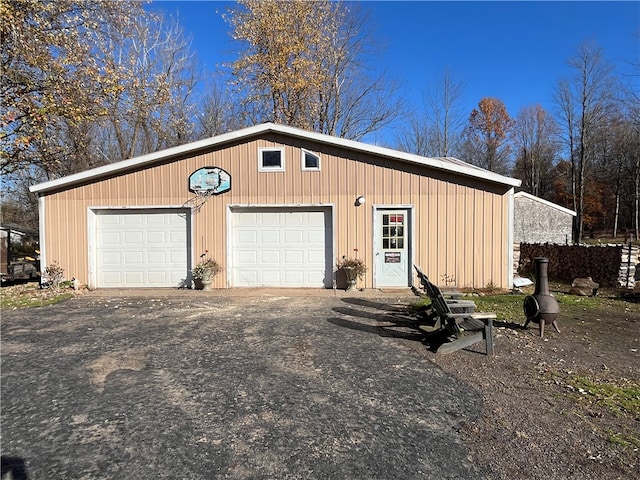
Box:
231 208 332 287
96 209 189 288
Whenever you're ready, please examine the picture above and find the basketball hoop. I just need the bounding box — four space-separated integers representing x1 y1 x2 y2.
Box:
184 166 231 211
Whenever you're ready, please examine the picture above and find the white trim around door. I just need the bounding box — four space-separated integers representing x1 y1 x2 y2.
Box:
227 204 335 288
87 206 192 289
373 205 414 288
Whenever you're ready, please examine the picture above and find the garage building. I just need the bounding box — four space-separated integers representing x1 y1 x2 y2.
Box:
513 191 576 245
30 123 521 290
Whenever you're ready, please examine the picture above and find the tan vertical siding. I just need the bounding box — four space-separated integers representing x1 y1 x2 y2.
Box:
40 135 512 289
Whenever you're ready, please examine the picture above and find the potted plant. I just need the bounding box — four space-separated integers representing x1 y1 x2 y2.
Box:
192 255 221 291
336 255 367 290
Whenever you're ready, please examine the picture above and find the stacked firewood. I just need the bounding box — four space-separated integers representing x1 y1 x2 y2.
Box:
518 243 625 288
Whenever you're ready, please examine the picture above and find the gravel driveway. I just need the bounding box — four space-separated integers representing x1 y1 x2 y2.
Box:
1 291 487 479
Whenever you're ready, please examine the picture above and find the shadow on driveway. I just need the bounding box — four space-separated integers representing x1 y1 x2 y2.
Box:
1 294 487 479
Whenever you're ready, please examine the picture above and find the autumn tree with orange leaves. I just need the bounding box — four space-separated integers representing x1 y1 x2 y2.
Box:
461 97 513 175
0 0 143 178
1 1 200 232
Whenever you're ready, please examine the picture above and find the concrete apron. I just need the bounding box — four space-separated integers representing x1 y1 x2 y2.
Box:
85 287 415 298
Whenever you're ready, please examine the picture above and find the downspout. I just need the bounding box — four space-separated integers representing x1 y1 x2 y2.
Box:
38 195 46 285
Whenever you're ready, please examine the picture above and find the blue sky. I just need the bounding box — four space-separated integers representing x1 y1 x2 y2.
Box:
149 1 639 143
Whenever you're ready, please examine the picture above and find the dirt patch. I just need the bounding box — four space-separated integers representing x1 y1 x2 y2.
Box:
86 349 148 392
402 296 640 480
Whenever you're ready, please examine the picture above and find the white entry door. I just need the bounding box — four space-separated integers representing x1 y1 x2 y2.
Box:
374 209 411 287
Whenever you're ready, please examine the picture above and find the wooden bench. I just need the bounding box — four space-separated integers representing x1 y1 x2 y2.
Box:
414 265 496 355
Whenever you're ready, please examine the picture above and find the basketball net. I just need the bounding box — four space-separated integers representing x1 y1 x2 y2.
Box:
183 190 216 212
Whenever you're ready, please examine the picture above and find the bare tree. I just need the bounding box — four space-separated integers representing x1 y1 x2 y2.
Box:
96 13 199 162
396 68 465 157
396 116 435 157
624 34 640 239
609 117 637 238
195 79 241 139
312 4 403 140
424 68 466 156
511 105 559 198
554 41 615 242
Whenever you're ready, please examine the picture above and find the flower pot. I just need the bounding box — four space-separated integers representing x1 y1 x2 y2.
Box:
200 277 213 291
194 267 216 291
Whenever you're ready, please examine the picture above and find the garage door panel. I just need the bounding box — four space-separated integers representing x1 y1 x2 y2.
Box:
100 215 120 225
261 251 280 264
308 270 325 281
261 230 280 243
169 231 185 243
146 272 168 284
231 208 332 287
285 250 304 263
285 212 304 224
147 252 167 264
124 251 144 265
169 271 185 284
169 251 186 263
307 231 324 243
147 215 168 225
96 210 189 288
124 271 145 284
307 214 324 226
307 251 325 263
237 231 258 244
262 270 281 283
237 250 258 264
101 252 121 265
285 271 304 283
262 212 279 224
103 272 122 284
147 232 167 243
100 232 121 245
284 230 303 243
124 231 144 244
237 270 258 284
124 215 143 225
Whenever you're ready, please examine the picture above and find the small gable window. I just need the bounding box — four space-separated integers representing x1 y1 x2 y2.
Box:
301 149 320 171
259 148 285 172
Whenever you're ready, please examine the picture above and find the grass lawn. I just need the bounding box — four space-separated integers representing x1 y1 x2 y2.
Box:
0 282 74 309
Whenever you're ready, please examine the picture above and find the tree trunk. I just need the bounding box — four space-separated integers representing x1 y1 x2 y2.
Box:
613 189 620 239
635 159 640 241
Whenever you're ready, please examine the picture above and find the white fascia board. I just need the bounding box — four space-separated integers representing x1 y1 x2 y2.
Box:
269 124 521 187
29 124 271 194
30 122 521 194
514 191 576 216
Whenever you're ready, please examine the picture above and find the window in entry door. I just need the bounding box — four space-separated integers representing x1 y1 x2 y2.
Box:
382 213 404 249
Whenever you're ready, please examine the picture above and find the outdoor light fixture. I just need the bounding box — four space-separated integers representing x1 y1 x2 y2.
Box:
355 196 366 206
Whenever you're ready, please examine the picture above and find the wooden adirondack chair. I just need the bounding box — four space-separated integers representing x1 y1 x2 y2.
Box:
413 265 475 327
414 265 496 355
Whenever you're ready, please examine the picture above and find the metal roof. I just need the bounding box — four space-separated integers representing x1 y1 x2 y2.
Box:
30 123 521 194
514 191 576 216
